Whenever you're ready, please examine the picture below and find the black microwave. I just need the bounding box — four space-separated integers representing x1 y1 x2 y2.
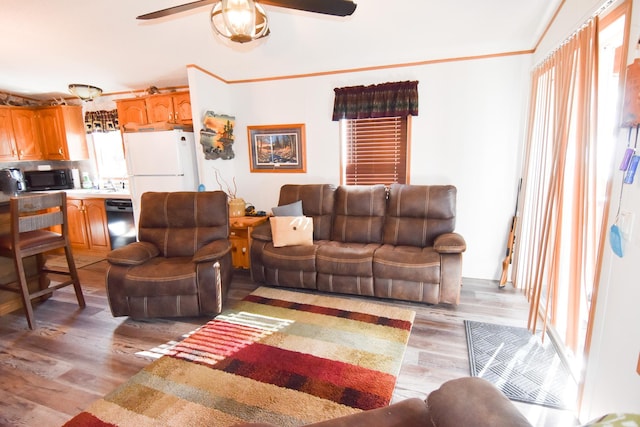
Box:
24 169 74 191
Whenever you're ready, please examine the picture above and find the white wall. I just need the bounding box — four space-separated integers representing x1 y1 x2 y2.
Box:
188 55 530 281
579 0 640 421
186 68 236 196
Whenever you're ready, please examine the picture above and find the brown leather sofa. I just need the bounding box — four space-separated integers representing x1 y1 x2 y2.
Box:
233 377 533 427
250 184 466 305
105 191 233 318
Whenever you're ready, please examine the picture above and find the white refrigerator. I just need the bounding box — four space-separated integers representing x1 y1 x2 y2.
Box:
124 130 199 229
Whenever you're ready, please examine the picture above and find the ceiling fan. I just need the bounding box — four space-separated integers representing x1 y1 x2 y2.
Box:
138 0 357 43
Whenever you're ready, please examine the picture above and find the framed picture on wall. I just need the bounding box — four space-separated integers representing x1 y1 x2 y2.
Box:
247 124 306 173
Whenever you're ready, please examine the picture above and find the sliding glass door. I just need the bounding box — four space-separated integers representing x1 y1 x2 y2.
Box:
516 1 630 375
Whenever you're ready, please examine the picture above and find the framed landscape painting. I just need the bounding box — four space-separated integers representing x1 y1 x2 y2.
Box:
247 124 306 173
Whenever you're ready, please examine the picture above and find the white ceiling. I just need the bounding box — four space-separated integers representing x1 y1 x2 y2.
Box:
0 0 559 102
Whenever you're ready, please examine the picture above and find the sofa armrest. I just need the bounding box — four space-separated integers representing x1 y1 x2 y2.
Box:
427 377 532 427
434 232 466 254
107 242 160 266
230 397 429 427
192 239 232 263
251 221 273 242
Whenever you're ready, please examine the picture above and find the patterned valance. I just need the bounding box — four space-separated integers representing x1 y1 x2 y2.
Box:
332 81 419 121
84 110 119 133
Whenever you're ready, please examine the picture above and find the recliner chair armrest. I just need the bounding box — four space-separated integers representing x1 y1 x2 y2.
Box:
192 239 232 263
434 233 467 254
426 377 532 427
107 242 160 266
250 221 273 242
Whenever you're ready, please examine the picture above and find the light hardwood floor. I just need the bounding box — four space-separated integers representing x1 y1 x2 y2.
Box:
0 261 579 427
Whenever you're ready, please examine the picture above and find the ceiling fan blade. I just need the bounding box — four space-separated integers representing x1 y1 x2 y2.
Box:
261 0 357 16
137 0 356 21
137 0 215 20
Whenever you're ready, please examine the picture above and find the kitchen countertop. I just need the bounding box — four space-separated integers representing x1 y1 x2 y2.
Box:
0 189 131 206
63 189 131 200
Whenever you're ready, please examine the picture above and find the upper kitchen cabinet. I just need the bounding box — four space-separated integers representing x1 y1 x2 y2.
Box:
9 107 43 161
0 107 18 161
115 98 148 128
116 91 192 130
38 105 88 160
146 92 192 125
172 92 192 124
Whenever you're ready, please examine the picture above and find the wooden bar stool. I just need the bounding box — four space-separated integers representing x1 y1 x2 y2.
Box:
0 192 85 329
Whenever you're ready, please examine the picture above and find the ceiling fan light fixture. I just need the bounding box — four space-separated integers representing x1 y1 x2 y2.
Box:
211 0 269 43
68 84 102 101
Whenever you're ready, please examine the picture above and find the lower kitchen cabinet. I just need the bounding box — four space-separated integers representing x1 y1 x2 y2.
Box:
67 198 110 253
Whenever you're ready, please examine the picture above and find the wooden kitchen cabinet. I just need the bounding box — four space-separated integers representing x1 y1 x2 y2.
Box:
172 92 192 124
9 107 43 160
229 216 268 269
38 105 88 161
67 198 110 254
145 94 173 123
0 107 18 161
146 92 192 125
0 105 86 161
115 98 148 128
116 91 192 130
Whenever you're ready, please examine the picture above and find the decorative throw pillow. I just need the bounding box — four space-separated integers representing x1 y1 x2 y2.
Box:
270 216 314 247
271 200 303 216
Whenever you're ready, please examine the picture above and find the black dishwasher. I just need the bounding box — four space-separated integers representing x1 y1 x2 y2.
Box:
105 199 136 249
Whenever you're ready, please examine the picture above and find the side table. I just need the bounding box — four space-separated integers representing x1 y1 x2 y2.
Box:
229 216 268 269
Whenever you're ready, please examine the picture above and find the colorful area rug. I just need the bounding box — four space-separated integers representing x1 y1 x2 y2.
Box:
64 287 415 426
464 320 577 410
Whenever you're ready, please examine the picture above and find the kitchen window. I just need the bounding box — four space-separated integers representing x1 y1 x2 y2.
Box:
92 131 127 181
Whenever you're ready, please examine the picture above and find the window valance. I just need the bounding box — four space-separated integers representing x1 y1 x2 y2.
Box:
84 110 119 133
332 81 418 121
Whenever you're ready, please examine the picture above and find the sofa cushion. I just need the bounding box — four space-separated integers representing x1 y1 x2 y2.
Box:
316 241 379 276
261 242 320 272
373 245 442 303
271 200 303 216
139 191 229 257
331 185 386 244
384 184 456 247
118 257 197 296
373 245 440 283
278 184 336 240
260 241 323 289
270 216 314 247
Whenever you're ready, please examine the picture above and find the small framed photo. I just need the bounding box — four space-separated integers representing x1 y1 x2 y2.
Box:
247 124 306 173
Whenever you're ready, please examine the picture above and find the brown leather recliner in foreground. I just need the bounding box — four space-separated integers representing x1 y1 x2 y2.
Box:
105 191 233 319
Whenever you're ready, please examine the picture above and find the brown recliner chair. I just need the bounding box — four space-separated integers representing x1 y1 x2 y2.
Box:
106 191 233 319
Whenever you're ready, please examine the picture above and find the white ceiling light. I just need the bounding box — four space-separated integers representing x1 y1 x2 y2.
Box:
68 84 103 101
210 0 269 44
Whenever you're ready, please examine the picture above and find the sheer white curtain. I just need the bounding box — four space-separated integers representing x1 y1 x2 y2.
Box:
515 18 600 354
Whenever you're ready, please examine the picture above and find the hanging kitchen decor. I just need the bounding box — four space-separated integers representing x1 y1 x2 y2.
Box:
200 111 236 160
